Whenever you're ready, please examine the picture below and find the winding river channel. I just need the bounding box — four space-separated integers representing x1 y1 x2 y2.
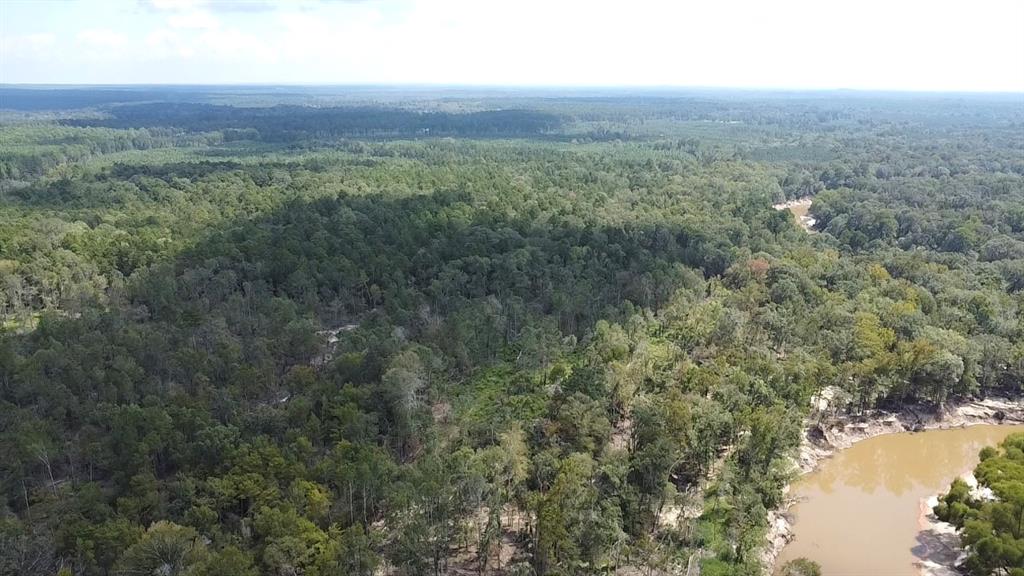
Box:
776 424 1024 575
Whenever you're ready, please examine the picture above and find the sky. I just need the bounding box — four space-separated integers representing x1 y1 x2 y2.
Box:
1 0 1023 92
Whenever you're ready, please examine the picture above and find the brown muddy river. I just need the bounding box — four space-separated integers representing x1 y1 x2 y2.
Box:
777 424 1024 575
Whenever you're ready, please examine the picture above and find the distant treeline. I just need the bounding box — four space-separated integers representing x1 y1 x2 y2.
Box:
0 123 221 180
0 87 199 111
64 103 563 140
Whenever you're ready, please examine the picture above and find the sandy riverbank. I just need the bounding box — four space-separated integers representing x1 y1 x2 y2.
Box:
763 396 1024 575
915 471 999 576
915 493 964 576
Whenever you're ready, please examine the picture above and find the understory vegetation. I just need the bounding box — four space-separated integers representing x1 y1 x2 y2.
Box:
1 88 1022 575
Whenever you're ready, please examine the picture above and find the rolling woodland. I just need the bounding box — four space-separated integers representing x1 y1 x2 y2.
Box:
1 87 1022 575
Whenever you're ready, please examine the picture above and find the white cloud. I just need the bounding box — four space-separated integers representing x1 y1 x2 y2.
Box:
199 27 276 61
145 28 194 58
22 33 57 49
0 33 58 64
146 0 202 11
4 33 57 50
167 10 220 29
76 28 128 49
144 0 306 14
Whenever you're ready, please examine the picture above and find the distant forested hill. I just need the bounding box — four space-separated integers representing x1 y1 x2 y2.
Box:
63 103 563 140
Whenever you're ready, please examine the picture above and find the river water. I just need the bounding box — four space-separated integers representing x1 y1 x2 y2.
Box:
776 424 1024 575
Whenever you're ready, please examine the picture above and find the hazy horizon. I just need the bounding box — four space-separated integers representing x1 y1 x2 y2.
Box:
2 83 1023 95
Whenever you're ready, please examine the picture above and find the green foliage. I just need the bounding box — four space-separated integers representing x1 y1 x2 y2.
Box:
937 433 1024 575
780 557 822 576
114 521 205 576
1 90 1021 575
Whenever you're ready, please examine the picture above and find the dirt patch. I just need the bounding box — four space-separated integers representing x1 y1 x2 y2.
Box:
772 197 816 233
762 396 1024 574
609 416 633 452
312 322 360 366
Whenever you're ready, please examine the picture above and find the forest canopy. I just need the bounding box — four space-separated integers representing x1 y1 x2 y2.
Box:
1 87 1022 576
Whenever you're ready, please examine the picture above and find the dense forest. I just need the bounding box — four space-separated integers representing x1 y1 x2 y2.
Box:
1 87 1022 576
